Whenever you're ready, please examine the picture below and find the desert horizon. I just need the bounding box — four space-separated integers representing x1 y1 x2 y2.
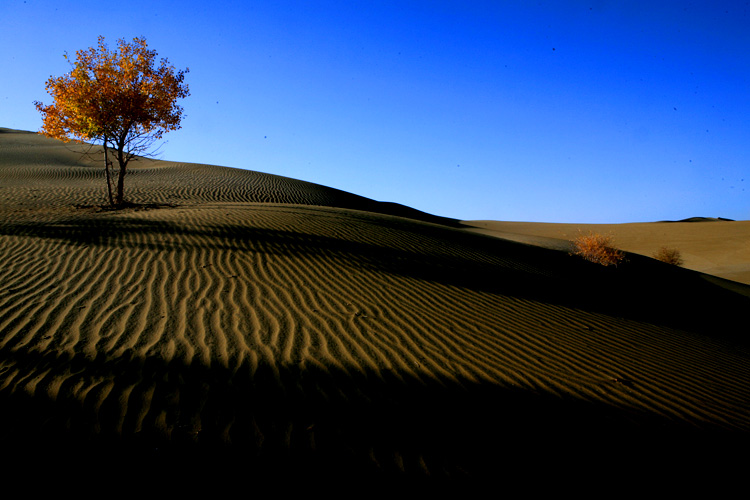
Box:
1 126 749 487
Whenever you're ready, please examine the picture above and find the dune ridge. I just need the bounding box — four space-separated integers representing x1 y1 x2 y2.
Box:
1 128 749 484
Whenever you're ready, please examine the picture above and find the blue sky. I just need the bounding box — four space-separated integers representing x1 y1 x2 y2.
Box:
1 0 748 223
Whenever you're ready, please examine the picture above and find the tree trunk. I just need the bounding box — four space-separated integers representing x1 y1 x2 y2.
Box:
103 136 115 206
115 143 127 206
115 161 126 206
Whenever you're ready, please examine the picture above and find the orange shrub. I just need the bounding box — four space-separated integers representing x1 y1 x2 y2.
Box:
654 246 684 266
572 232 625 267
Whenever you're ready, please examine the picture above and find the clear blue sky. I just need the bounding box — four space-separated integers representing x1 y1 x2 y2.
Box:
2 0 748 223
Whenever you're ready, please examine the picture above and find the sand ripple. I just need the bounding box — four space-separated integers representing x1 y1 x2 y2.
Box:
2 128 749 480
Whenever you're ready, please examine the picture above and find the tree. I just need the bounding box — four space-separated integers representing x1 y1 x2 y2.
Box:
34 36 189 207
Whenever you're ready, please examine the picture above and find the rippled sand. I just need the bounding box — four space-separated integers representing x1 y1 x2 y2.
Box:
1 128 749 487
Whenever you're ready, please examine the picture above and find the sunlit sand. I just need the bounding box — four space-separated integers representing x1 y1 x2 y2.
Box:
1 127 748 487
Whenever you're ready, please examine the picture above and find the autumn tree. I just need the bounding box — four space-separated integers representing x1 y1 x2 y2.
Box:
35 36 189 206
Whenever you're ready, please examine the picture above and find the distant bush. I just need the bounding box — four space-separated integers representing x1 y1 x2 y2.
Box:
572 232 625 267
654 246 684 266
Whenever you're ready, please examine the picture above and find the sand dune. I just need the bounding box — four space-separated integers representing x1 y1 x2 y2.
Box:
463 219 750 285
1 128 749 486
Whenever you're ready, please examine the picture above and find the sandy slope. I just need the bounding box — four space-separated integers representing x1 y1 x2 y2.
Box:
1 128 749 486
463 219 750 285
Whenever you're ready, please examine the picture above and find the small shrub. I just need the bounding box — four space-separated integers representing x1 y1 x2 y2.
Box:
572 232 625 267
654 246 684 266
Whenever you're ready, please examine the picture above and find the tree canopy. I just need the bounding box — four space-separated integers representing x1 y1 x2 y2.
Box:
35 36 189 206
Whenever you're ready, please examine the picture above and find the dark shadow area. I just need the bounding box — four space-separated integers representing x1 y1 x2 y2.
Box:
0 345 747 489
661 217 737 222
364 200 461 227
72 201 179 212
2 213 749 344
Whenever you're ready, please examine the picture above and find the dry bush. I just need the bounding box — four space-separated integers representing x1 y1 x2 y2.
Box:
654 246 684 266
572 232 625 267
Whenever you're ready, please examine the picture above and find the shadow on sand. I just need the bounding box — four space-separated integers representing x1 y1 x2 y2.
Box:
3 212 749 341
0 344 747 488
2 212 749 488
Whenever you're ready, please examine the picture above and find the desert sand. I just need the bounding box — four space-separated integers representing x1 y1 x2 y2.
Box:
463 219 750 286
1 127 749 487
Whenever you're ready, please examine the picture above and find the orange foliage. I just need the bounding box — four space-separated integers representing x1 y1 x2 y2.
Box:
34 36 189 206
572 232 625 267
654 246 684 266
